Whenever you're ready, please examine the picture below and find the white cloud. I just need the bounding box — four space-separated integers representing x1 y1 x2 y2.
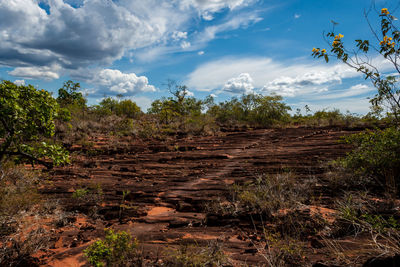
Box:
195 13 262 44
134 10 262 61
89 69 156 95
198 51 205 55
186 56 393 94
297 98 372 115
315 84 374 100
202 12 214 21
261 69 344 96
179 0 254 13
1 0 258 77
130 95 153 112
172 31 188 40
185 90 195 97
223 73 254 94
9 65 61 80
13 79 25 86
180 41 191 49
294 13 301 19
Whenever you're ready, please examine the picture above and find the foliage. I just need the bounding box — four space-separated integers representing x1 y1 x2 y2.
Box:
291 107 358 126
0 80 69 168
94 97 142 119
207 94 291 127
72 188 89 199
148 83 203 125
336 127 400 194
262 230 305 267
164 241 228 267
312 7 400 124
337 193 400 234
233 173 308 217
84 228 140 267
57 80 87 108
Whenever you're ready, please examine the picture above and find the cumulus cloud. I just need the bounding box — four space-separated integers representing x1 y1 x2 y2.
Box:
294 13 301 19
186 56 392 95
198 51 205 55
13 79 25 86
9 65 61 80
88 69 156 95
1 0 257 80
223 73 254 94
261 69 345 97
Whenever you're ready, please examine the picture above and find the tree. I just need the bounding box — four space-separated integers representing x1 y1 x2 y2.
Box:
312 6 400 123
148 81 203 124
207 94 291 126
0 81 69 169
94 97 142 118
57 80 86 108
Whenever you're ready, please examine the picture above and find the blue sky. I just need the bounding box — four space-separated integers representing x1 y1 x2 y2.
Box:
0 0 398 114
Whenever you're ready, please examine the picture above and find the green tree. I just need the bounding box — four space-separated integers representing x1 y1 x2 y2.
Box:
148 81 203 124
207 94 291 126
312 6 400 123
94 97 142 118
0 81 69 169
57 80 87 108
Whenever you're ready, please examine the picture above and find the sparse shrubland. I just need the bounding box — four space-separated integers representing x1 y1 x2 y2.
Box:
3 6 400 266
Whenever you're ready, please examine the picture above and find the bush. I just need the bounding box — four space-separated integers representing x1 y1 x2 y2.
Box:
233 173 310 217
164 241 228 267
84 228 141 267
207 94 291 127
0 163 41 219
337 127 400 195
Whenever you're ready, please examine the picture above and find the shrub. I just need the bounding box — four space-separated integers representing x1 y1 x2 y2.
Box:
164 241 228 267
84 228 141 267
337 127 400 195
0 163 41 219
233 173 310 217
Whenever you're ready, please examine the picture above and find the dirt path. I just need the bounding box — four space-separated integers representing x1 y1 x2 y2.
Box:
39 126 358 266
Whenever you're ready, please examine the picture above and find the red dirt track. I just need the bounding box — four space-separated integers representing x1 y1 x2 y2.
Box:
39 126 359 266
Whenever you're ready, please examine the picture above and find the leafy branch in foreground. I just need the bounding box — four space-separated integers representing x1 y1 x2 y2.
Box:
0 80 69 169
312 7 400 123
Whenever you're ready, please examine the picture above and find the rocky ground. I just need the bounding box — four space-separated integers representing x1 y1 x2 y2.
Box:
26 126 377 266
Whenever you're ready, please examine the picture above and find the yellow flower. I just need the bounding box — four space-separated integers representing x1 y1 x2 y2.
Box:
334 34 344 40
381 8 389 15
332 40 339 46
312 48 320 53
380 40 385 46
321 49 327 53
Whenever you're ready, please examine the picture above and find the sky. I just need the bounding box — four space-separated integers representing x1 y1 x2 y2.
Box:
0 0 399 114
